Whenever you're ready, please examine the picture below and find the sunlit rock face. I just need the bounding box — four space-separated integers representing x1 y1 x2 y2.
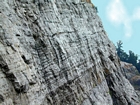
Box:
121 61 140 100
0 0 139 105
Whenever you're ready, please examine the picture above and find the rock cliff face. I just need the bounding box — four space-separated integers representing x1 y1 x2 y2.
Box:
121 61 140 98
121 62 140 82
0 0 139 105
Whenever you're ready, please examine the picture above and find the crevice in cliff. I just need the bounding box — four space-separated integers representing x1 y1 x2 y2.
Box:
21 55 30 65
0 94 4 103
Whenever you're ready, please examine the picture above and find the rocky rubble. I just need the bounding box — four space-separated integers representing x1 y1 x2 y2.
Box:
0 0 139 105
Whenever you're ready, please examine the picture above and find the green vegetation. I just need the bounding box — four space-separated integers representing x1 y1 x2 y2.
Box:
116 40 140 73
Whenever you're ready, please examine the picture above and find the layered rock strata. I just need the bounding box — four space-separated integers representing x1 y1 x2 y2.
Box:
0 0 139 105
121 62 140 100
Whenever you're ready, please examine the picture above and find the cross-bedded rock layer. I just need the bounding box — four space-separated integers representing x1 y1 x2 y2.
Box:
0 0 139 105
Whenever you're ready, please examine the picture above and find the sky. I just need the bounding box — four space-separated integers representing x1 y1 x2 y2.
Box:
92 0 140 57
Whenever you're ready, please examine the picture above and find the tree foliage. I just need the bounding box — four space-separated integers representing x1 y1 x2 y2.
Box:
116 40 123 57
116 40 128 62
128 51 138 66
116 40 140 72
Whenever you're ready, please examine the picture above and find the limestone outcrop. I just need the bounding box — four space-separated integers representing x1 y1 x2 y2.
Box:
0 0 139 105
121 61 140 100
121 61 140 82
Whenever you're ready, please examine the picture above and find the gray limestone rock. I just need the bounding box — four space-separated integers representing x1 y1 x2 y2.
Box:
121 61 140 101
0 0 139 105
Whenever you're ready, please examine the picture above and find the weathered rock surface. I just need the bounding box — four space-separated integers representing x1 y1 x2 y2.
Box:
121 61 140 100
0 0 139 105
121 61 140 80
121 61 140 88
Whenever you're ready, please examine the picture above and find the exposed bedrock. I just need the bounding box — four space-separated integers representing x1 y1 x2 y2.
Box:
0 0 139 105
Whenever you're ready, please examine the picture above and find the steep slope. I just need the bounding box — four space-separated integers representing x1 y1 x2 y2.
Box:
0 0 139 105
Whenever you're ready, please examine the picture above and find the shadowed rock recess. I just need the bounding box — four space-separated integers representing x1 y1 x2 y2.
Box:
0 0 139 105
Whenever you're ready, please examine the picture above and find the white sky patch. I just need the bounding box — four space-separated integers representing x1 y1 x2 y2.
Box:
133 7 140 20
106 0 132 38
124 19 132 38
